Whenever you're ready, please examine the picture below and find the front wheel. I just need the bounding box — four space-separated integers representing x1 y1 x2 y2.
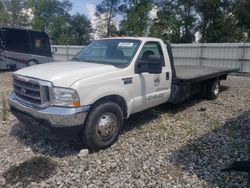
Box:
81 102 123 150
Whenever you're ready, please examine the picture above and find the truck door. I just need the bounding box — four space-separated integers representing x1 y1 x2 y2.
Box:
132 41 171 113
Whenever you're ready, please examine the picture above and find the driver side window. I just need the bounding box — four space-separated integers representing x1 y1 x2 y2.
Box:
138 42 164 64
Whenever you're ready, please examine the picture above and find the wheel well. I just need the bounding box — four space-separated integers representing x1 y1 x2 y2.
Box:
28 59 38 64
92 95 128 118
219 74 227 80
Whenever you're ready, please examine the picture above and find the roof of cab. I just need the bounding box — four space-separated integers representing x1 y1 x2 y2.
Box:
95 37 162 42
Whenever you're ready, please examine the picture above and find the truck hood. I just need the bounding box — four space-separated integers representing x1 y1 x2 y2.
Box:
15 61 119 87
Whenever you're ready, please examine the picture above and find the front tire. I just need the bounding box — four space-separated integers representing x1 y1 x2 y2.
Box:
81 102 123 150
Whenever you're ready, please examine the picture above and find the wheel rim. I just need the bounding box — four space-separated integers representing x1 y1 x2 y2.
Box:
96 113 117 141
214 82 220 96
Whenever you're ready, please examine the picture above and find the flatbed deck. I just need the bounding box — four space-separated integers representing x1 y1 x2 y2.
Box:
175 65 239 82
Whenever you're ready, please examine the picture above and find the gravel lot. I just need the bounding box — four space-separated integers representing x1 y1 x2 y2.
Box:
0 71 249 188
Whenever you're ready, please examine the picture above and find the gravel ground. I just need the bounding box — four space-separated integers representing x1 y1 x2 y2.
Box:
0 71 249 188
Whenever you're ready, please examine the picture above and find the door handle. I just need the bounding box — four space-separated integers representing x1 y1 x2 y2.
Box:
166 72 169 80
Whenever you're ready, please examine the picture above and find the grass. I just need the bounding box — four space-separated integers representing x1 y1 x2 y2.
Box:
186 126 196 135
180 122 197 135
152 116 176 137
202 112 220 131
220 173 230 187
208 118 220 130
202 112 210 119
164 129 176 137
175 113 182 121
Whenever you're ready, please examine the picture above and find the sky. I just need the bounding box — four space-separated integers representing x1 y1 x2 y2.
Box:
68 0 101 18
68 0 157 24
67 0 102 37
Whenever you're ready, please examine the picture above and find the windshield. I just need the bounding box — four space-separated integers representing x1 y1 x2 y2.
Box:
73 39 140 64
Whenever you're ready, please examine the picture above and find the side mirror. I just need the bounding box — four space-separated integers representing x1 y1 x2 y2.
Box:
135 55 163 74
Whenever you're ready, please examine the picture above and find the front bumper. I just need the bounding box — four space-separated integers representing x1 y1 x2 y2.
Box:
8 93 90 136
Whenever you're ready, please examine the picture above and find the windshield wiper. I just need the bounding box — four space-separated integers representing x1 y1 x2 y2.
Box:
71 57 81 61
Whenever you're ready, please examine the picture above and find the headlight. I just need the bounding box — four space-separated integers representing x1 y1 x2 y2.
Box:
53 87 80 107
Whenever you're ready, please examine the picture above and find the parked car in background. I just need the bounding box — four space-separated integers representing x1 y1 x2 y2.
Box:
0 27 53 70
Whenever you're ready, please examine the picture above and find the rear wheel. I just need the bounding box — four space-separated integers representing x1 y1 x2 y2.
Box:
81 102 123 150
206 80 220 100
27 60 38 66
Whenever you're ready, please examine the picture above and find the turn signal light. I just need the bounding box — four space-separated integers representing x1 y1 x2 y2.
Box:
72 101 80 107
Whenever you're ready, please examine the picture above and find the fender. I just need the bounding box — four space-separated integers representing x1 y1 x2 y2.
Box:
73 83 134 117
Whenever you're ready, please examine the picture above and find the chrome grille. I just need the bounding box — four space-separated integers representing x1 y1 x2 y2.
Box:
13 75 51 107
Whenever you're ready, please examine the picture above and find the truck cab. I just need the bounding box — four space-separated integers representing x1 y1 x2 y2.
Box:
70 37 173 114
8 37 237 150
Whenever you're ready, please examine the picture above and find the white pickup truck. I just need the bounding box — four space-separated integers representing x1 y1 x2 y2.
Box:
8 37 238 150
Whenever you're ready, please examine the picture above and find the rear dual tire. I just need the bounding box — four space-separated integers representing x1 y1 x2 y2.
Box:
206 80 220 100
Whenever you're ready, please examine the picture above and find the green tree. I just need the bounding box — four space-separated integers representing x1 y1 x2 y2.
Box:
95 14 119 38
150 0 245 43
178 0 198 42
121 0 153 36
195 0 244 42
109 23 119 36
95 15 110 38
67 13 93 45
235 0 250 41
1 0 29 27
149 0 198 43
0 1 7 25
28 0 72 32
149 1 181 42
29 0 93 45
95 0 122 37
49 16 70 45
